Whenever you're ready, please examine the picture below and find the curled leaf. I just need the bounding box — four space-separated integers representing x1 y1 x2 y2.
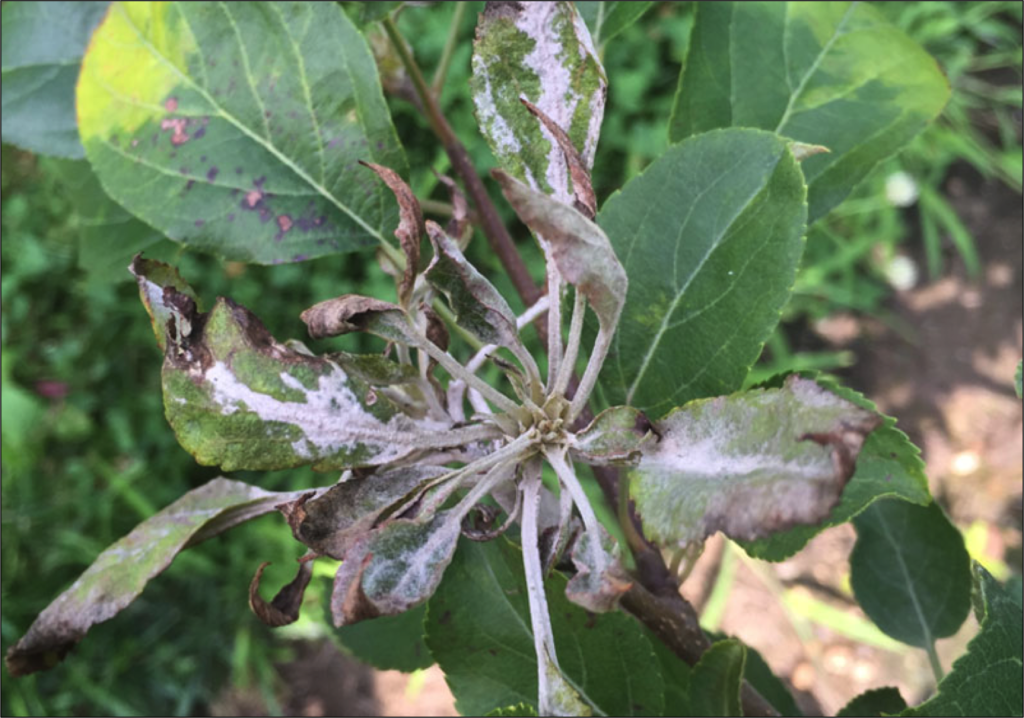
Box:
472 1 606 206
565 525 632 613
493 170 626 331
281 465 447 560
433 172 471 244
571 405 654 467
520 97 596 219
788 141 830 162
249 560 314 628
631 376 881 547
360 161 424 307
5 478 305 676
301 294 411 343
130 255 199 351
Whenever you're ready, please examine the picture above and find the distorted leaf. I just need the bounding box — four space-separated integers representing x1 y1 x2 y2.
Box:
281 465 447 560
360 161 423 307
130 254 199 351
565 525 632 612
330 350 420 386
596 129 807 417
493 170 626 331
520 98 596 219
850 500 971 648
837 687 906 717
631 376 881 547
669 2 949 222
426 537 665 717
434 172 471 243
1 1 109 158
5 478 305 676
742 378 931 561
903 564 1023 717
301 294 411 343
472 1 606 206
248 560 314 627
571 405 653 466
76 1 407 264
422 304 451 354
789 142 830 162
575 2 655 46
424 220 523 350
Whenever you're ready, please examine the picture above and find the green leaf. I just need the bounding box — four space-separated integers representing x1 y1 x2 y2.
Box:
1 1 109 158
335 603 433 673
668 2 949 222
132 258 484 471
4 478 307 677
486 704 538 717
903 564 1023 717
1015 360 1021 399
472 1 606 205
738 640 803 717
689 639 746 717
425 537 664 717
76 1 407 264
851 500 971 648
575 2 655 46
742 378 932 561
838 687 906 717
342 1 401 27
644 631 693 716
571 405 654 467
630 376 880 547
597 128 807 417
43 158 170 283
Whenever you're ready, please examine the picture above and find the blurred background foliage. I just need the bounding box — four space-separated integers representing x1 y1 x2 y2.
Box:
1 1 1020 715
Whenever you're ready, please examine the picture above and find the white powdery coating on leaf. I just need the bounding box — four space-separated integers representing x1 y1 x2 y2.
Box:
204 360 444 465
473 69 523 164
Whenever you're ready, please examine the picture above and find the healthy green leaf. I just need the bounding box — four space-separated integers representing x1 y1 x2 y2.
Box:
689 639 746 717
838 687 907 717
575 2 655 46
342 1 401 28
571 405 653 467
903 564 1024 717
645 631 693 716
631 376 880 547
132 258 483 471
851 500 971 648
426 537 664 717
668 2 950 222
1 1 109 158
76 1 407 264
472 1 606 206
335 603 434 673
597 129 807 417
4 478 306 677
44 158 170 283
720 635 803 717
742 378 932 561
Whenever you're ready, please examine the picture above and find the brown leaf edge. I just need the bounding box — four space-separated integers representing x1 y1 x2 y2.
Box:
360 161 424 308
249 560 315 628
520 97 596 220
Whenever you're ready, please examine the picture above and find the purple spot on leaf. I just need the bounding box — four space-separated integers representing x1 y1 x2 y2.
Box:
227 213 236 222
192 126 206 140
195 219 205 227
207 167 219 182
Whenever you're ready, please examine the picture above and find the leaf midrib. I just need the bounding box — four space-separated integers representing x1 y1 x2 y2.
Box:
113 2 387 246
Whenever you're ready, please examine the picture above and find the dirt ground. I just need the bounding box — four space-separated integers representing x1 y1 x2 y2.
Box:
213 163 1022 717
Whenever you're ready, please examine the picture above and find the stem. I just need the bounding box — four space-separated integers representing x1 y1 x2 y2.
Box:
926 641 945 683
546 261 564 390
383 17 543 312
430 2 467 97
544 448 599 537
414 331 521 415
452 459 517 520
552 288 586 397
569 326 613 422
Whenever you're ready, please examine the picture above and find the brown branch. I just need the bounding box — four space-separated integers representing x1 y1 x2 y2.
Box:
382 17 542 310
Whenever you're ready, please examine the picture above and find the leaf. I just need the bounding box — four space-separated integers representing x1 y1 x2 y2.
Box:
565 524 632 613
494 170 626 332
331 509 465 626
903 564 1024 717
742 378 932 561
708 633 804 717
520 98 596 219
689 639 746 717
850 499 971 648
360 161 423 308
4 478 304 676
342 1 401 27
426 537 665 717
838 687 907 717
644 629 693 716
132 258 472 471
630 376 880 547
471 1 606 206
596 129 807 417
76 1 407 264
280 465 446 560
668 2 949 222
334 602 433 673
424 221 523 351
486 704 538 717
0 1 109 158
248 560 314 627
44 158 169 283
1015 360 1022 399
571 405 653 467
130 254 200 351
575 2 655 46
300 294 411 344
